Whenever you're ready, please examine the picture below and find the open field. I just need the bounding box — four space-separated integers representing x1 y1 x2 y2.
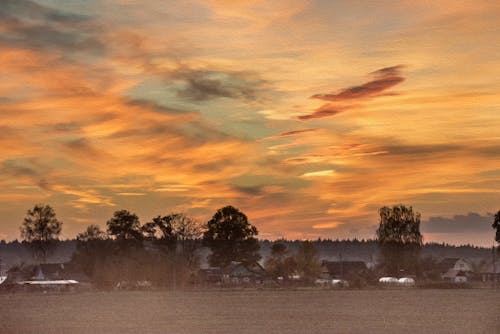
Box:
1 289 499 334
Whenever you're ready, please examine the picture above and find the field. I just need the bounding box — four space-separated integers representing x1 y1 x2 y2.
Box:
1 289 499 334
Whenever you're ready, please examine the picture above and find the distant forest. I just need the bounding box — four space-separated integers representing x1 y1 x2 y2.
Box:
0 238 492 271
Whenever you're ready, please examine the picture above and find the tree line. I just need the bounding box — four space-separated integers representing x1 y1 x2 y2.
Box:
15 203 500 288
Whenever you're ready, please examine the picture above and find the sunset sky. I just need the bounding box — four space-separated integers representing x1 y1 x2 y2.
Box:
1 0 500 246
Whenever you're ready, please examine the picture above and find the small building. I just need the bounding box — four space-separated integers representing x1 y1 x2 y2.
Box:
222 261 267 284
438 258 473 274
441 269 470 283
199 261 267 286
479 260 500 283
198 267 223 284
438 258 474 282
2 262 88 291
320 260 367 279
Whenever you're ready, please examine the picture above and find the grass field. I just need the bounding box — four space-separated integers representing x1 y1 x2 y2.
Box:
1 289 499 334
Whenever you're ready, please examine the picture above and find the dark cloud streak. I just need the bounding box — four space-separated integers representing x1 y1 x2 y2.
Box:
423 212 494 234
297 104 343 121
0 0 104 55
171 68 266 102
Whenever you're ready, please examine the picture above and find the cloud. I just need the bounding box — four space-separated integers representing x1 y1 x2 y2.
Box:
310 65 405 102
312 221 344 230
0 0 104 54
1 158 40 178
422 212 494 234
370 65 405 78
301 170 335 177
171 68 266 102
278 129 318 137
383 143 462 156
260 128 318 141
0 0 88 22
125 99 193 115
232 185 264 196
297 104 344 121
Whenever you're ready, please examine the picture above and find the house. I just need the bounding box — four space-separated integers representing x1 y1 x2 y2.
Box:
222 261 267 284
479 260 500 283
441 269 470 283
438 258 473 273
199 261 267 285
320 260 367 279
438 258 474 282
198 267 223 284
1 262 88 290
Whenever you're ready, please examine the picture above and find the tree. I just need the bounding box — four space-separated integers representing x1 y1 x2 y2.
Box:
493 210 500 248
265 242 297 280
203 205 260 267
376 205 423 276
106 210 143 241
73 224 110 284
20 204 62 263
76 224 106 242
144 213 203 266
295 241 321 283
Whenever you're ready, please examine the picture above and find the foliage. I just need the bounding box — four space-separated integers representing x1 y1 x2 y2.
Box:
376 205 423 276
76 224 107 242
203 205 260 267
106 210 143 241
264 242 297 280
20 204 62 263
295 241 321 282
492 210 500 246
144 213 203 278
73 211 203 289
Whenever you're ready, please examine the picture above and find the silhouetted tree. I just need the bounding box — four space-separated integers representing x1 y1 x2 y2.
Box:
376 205 423 276
20 204 62 263
106 210 143 241
493 210 500 249
77 224 106 242
73 224 110 284
203 205 260 267
144 213 204 285
295 241 321 283
265 242 297 280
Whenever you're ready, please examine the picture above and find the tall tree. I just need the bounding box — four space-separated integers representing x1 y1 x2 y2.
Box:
20 204 62 263
493 210 500 248
76 224 106 242
265 242 297 280
203 205 260 267
295 241 321 283
106 210 143 241
73 224 109 283
144 213 203 266
376 204 423 276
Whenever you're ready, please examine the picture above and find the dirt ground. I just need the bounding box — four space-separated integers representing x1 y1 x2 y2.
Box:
1 289 499 334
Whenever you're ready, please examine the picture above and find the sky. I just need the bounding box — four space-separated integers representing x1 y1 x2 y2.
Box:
1 0 500 246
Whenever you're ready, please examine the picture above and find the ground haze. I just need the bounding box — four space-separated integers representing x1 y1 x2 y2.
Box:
1 289 499 334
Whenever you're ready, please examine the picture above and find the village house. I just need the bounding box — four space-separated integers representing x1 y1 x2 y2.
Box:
438 258 474 282
1 262 89 291
199 261 267 286
320 260 367 280
479 260 500 283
